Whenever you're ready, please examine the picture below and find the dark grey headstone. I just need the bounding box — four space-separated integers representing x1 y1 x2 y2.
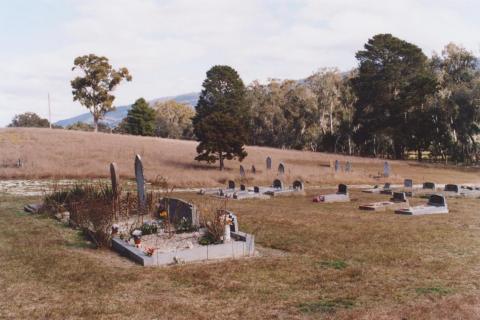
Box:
293 180 304 190
254 186 260 193
266 156 272 170
273 179 284 189
110 162 120 200
227 210 239 233
334 160 340 172
228 180 235 190
337 184 347 195
240 184 246 191
444 184 459 193
404 179 413 188
158 198 199 228
383 161 390 177
240 165 245 178
251 165 256 174
134 155 146 210
423 182 435 190
278 162 285 176
391 192 407 202
428 194 446 207
383 182 391 190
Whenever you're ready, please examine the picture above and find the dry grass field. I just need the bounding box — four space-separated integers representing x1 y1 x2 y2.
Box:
1 128 479 187
1 190 480 319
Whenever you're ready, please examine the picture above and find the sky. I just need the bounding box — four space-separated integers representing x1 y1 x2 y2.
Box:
0 0 479 127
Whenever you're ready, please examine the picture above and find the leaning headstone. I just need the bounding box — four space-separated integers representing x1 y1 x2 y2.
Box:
345 161 351 173
273 179 284 189
383 161 390 177
334 160 340 173
134 154 146 210
110 162 120 200
266 156 272 170
251 165 256 174
278 162 285 176
239 165 245 178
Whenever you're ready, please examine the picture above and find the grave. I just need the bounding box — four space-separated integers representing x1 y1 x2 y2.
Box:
334 160 340 173
423 182 436 190
262 179 305 197
251 165 256 174
278 163 285 176
112 207 255 266
395 194 449 215
359 192 409 212
313 184 350 203
444 184 459 193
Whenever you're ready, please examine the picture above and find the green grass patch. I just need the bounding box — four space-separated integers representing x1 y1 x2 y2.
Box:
415 286 451 296
298 298 355 314
317 259 348 270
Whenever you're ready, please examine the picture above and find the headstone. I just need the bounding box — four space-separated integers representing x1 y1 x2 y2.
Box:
345 161 351 173
218 210 239 233
254 186 260 193
391 192 407 203
266 156 272 170
239 165 245 178
383 183 391 190
228 180 235 190
134 154 146 210
337 184 347 195
423 182 435 190
278 162 285 176
158 198 200 228
334 160 340 173
251 165 256 174
383 161 390 177
404 179 413 188
293 180 304 191
110 162 120 200
240 184 246 191
273 179 284 189
444 184 459 193
428 194 446 207
17 159 23 168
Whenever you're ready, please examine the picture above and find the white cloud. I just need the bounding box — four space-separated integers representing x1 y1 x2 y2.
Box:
0 0 479 126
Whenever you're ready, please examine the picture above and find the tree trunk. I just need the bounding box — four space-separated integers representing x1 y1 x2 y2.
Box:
93 117 99 133
417 149 422 161
219 153 224 171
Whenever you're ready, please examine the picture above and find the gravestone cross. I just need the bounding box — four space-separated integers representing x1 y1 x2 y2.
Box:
266 156 272 170
383 161 390 177
134 154 146 210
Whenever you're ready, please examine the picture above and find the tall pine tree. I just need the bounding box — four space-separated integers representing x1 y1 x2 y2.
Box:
193 65 249 170
124 98 156 136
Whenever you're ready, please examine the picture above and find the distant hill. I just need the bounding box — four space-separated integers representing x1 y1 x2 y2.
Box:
55 92 200 128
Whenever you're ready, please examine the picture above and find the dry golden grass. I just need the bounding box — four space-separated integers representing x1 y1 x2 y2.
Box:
1 190 480 319
1 128 479 187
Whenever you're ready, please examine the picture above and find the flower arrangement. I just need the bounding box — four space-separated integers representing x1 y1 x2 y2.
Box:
144 247 155 256
132 229 142 246
159 210 168 219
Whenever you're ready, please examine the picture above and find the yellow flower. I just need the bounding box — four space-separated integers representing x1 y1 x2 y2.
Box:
159 210 168 218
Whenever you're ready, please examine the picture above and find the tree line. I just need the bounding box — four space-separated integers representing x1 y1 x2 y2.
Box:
8 34 480 167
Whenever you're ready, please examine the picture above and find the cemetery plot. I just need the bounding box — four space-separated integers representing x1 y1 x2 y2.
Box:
395 194 449 215
313 184 350 203
262 179 306 197
362 182 392 194
359 192 409 211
